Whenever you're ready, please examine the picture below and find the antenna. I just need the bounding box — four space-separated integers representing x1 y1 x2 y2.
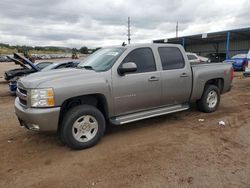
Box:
128 17 131 44
176 21 178 38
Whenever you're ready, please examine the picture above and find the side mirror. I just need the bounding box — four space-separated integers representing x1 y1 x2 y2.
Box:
118 62 137 75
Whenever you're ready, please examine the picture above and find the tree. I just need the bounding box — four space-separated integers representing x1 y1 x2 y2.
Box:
92 47 101 53
71 48 78 59
79 46 88 54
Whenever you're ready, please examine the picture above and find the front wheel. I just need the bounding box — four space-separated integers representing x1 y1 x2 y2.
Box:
197 85 220 113
60 105 106 149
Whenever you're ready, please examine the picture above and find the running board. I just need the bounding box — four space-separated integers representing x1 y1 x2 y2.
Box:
110 104 189 125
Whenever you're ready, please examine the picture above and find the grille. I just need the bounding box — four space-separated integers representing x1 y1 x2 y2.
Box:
16 85 27 107
18 87 27 95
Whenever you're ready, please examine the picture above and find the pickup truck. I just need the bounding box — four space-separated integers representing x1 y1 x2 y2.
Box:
15 43 233 149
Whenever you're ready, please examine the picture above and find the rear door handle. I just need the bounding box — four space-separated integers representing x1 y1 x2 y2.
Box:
148 76 159 81
180 73 188 77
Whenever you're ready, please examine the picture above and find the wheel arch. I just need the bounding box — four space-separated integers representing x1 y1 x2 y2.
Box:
204 78 224 93
58 94 109 131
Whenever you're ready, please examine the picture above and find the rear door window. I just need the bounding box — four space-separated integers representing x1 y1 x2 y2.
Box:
158 47 185 70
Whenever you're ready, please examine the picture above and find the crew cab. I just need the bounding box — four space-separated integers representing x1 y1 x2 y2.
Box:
15 43 233 149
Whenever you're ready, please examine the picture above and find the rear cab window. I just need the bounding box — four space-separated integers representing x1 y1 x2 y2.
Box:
121 47 156 73
158 47 185 70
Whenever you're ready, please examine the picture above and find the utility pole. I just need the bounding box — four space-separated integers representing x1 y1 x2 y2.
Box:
128 17 131 44
176 21 178 38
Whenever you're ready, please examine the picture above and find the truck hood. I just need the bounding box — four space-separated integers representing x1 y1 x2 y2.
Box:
18 68 102 88
8 53 40 72
6 56 27 69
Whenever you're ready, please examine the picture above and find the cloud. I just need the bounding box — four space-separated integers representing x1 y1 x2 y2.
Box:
0 0 249 48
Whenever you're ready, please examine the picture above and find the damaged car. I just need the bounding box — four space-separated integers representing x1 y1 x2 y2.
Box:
5 53 80 94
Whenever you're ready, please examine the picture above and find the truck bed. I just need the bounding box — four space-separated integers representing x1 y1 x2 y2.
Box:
190 61 225 66
190 62 232 101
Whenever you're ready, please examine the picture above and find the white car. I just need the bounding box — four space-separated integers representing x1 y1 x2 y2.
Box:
243 49 250 77
186 52 210 63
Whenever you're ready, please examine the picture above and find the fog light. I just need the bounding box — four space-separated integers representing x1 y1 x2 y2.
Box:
29 124 40 131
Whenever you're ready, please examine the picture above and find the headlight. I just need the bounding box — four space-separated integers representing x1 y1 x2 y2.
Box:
30 88 55 107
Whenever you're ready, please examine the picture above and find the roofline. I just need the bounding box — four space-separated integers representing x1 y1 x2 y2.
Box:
154 26 250 41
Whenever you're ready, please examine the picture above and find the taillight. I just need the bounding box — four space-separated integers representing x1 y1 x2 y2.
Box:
230 67 234 81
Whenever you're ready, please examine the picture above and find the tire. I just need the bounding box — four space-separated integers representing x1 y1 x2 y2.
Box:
60 105 106 150
197 85 220 113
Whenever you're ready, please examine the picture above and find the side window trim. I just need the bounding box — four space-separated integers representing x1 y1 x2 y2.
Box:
120 47 157 74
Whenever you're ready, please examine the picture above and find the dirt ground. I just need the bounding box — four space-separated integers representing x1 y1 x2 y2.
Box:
0 62 250 188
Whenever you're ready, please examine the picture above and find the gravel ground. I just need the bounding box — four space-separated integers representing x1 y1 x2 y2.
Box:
0 62 250 188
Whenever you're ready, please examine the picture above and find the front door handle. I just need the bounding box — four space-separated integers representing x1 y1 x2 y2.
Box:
180 73 188 77
148 76 159 81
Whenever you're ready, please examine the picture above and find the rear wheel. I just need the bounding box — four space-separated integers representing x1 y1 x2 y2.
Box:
197 85 220 113
60 105 106 149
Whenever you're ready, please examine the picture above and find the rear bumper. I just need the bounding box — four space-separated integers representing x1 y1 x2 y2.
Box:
243 71 250 77
15 98 60 131
233 65 243 70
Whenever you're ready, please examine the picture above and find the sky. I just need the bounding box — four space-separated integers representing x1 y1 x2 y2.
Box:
0 0 249 48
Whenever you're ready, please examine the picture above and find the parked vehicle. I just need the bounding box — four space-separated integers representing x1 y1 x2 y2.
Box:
6 53 80 94
8 60 52 94
186 52 210 63
243 50 250 77
206 53 226 62
40 61 80 72
15 43 233 149
5 53 40 81
198 55 210 63
225 52 249 71
0 55 13 62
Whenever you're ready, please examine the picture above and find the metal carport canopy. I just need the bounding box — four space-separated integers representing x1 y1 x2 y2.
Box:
153 27 250 59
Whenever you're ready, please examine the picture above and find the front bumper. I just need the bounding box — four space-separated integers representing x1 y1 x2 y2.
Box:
9 81 17 94
15 98 60 131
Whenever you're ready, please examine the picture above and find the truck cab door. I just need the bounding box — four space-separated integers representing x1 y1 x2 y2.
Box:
157 47 192 105
112 47 162 116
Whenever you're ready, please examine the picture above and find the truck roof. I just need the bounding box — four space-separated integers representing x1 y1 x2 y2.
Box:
104 43 183 49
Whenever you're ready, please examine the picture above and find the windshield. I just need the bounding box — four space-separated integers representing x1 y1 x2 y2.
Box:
41 63 58 71
78 47 125 71
35 62 53 69
187 54 197 60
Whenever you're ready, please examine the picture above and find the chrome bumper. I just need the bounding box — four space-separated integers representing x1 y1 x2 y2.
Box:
15 98 60 131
